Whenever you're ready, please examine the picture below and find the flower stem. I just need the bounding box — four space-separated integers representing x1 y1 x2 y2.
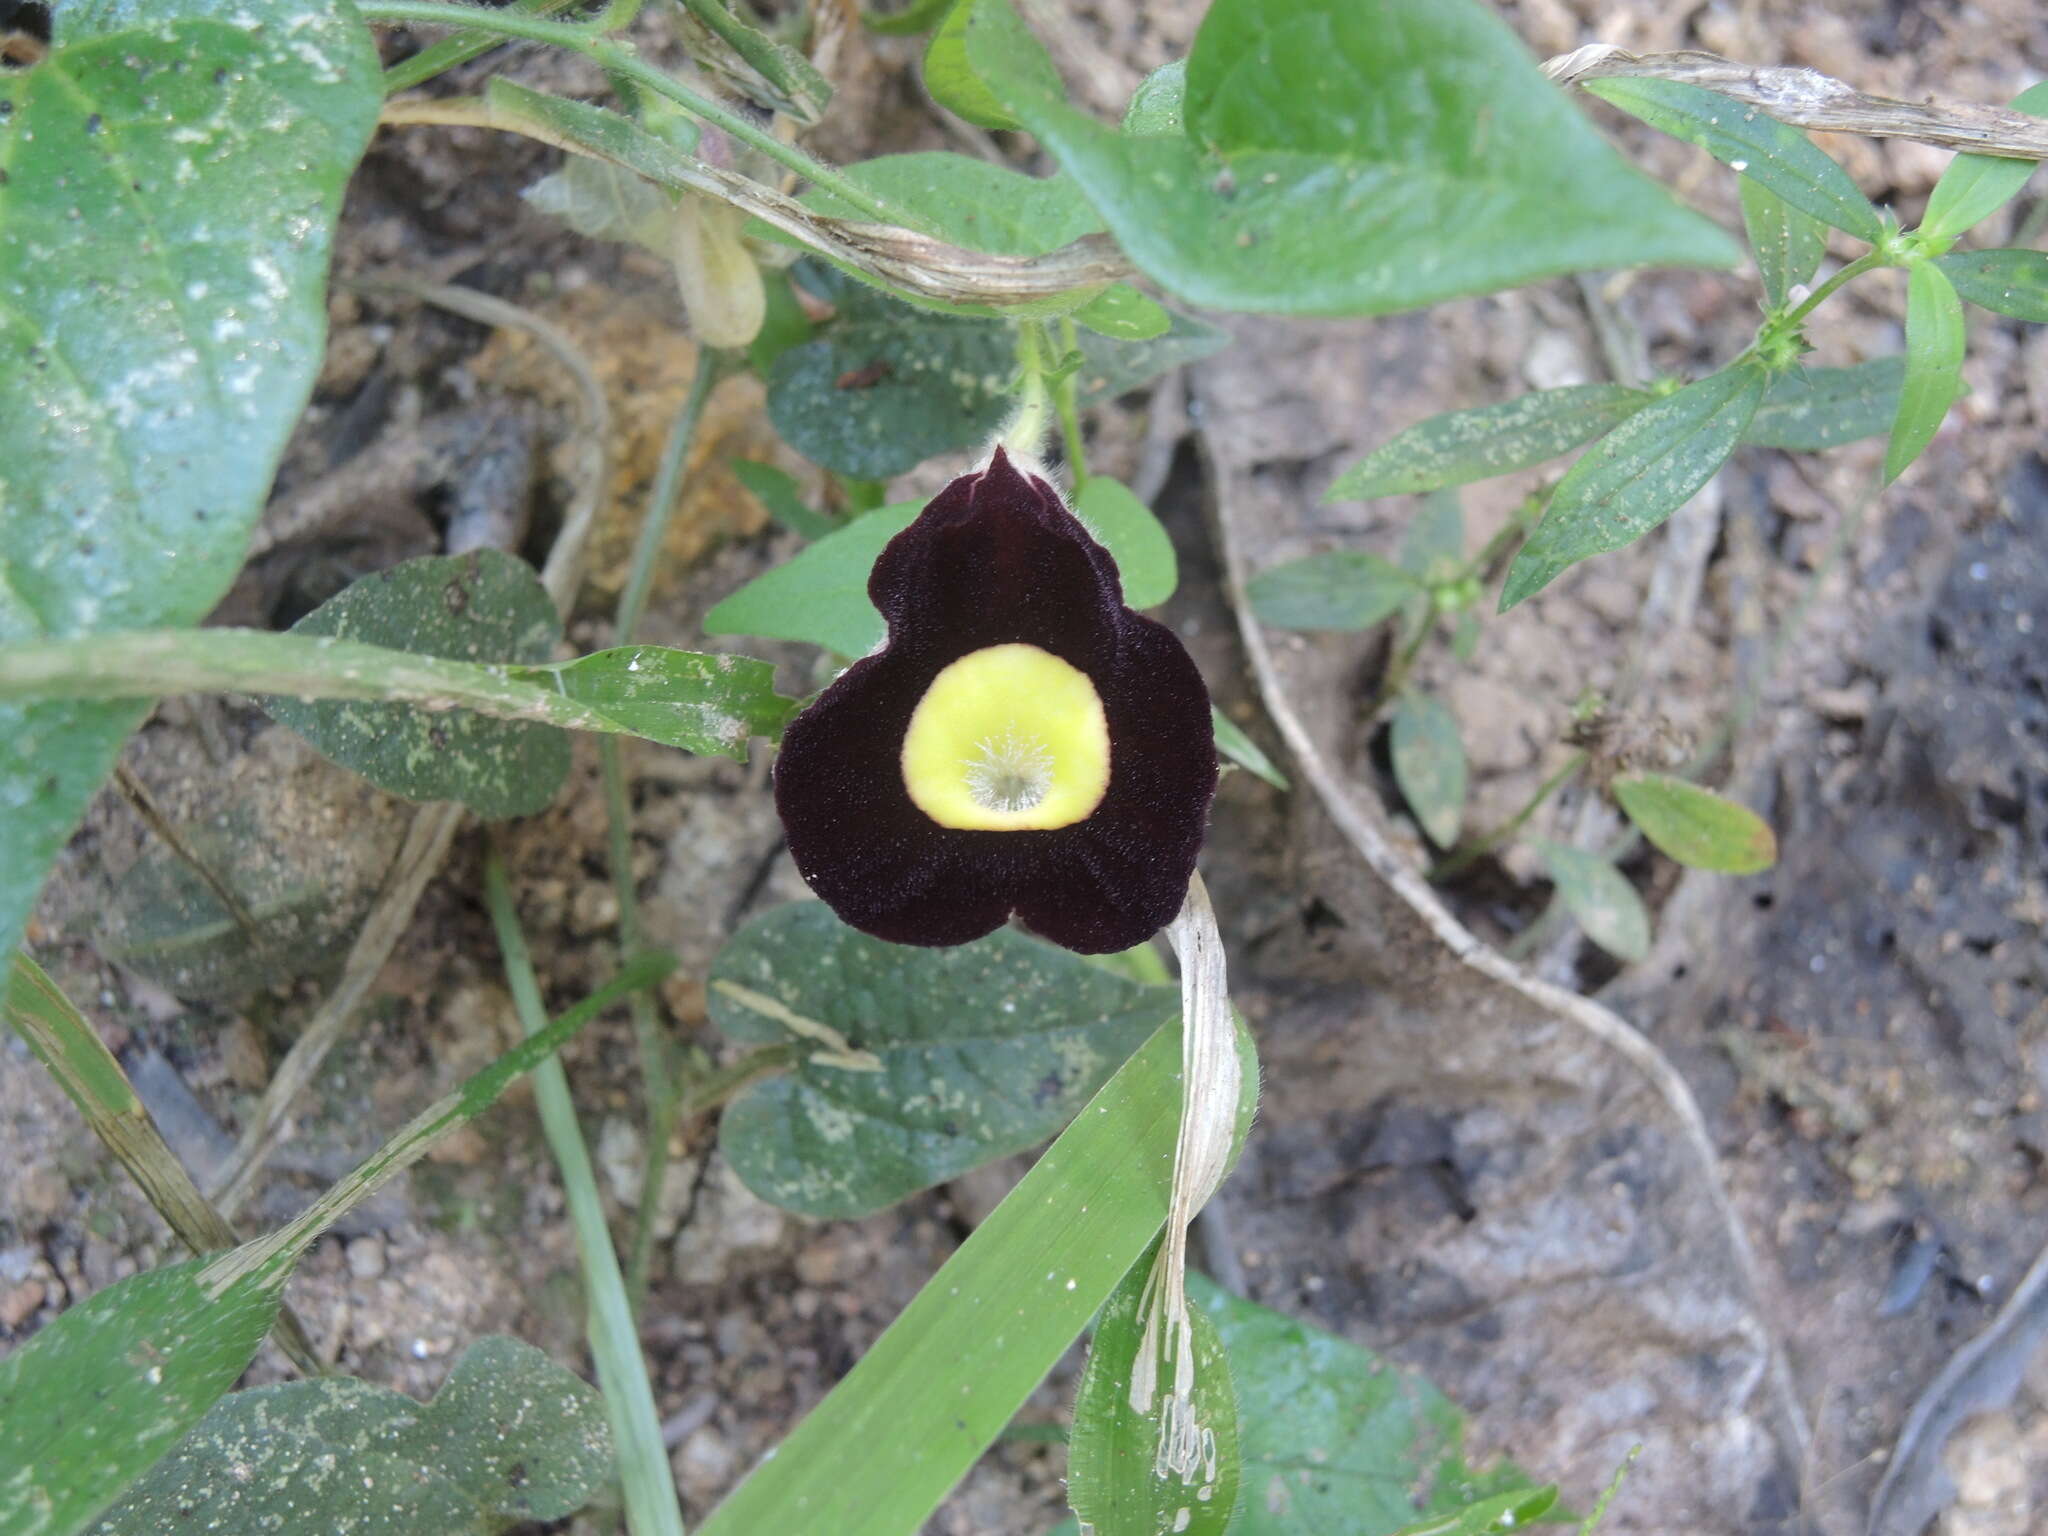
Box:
1002 321 1052 458
484 845 688 1536
1430 750 1589 882
358 0 900 223
1052 317 1089 495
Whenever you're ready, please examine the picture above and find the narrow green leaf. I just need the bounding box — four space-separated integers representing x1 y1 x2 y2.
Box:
1585 76 1884 244
862 0 956 36
703 503 921 658
959 0 1739 317
1069 1243 1241 1536
1502 364 1767 609
1884 261 1967 483
1074 309 1230 403
1212 707 1288 790
678 0 832 125
696 1021 1246 1536
1389 1487 1562 1536
1327 386 1652 501
262 552 571 819
1400 490 1468 582
1743 358 1905 450
1390 693 1466 850
1072 285 1173 340
1739 176 1828 308
1937 247 2048 323
1536 842 1651 964
508 646 795 757
730 458 840 540
1076 478 1179 608
1195 1277 1555 1534
1920 82 2048 241
765 262 1015 478
708 903 1177 1217
0 0 381 968
1247 553 1421 631
92 1337 612 1535
924 0 1023 130
1612 772 1777 874
0 1258 286 1536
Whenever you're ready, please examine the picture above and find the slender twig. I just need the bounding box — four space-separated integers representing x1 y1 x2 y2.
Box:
484 846 689 1536
1430 751 1590 882
1364 608 1437 721
610 347 723 1311
1544 45 2048 159
5 955 325 1377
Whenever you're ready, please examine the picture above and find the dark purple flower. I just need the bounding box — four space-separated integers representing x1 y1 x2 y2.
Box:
772 448 1216 953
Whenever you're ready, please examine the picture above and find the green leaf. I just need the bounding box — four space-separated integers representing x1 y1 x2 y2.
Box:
1502 364 1767 609
959 0 1738 316
1194 1276 1555 1535
1536 842 1651 964
1389 1487 1563 1536
262 552 572 819
1400 490 1467 582
765 261 1016 478
1076 477 1179 608
749 268 816 378
1074 308 1230 402
1390 693 1466 849
731 458 839 540
1612 772 1777 874
708 902 1179 1217
1068 1243 1241 1536
1121 59 1186 137
1071 284 1172 340
1884 261 1967 484
924 0 1025 131
0 1257 286 1536
1328 386 1652 501
1739 176 1828 309
1248 552 1422 631
1936 246 2048 323
1743 358 1905 450
523 153 675 252
698 1019 1255 1536
1212 707 1288 790
92 1337 611 1536
507 645 796 757
1584 76 1884 244
1920 82 2048 242
862 0 957 36
0 0 381 967
678 0 832 125
703 502 920 658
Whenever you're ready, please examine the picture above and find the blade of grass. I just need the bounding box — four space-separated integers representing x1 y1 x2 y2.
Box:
698 1020 1193 1536
4 954 324 1377
483 845 688 1536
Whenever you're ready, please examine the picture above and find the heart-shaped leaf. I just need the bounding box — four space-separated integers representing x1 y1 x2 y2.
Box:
959 0 1739 315
0 0 381 964
708 902 1178 1217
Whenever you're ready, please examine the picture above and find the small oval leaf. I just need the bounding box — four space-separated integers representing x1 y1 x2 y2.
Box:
1390 693 1466 850
1247 552 1421 631
1884 261 1967 484
1536 842 1652 964
1076 477 1179 609
1613 772 1777 874
1327 385 1652 501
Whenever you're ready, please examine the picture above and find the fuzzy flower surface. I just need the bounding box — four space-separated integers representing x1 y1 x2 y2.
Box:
772 449 1216 953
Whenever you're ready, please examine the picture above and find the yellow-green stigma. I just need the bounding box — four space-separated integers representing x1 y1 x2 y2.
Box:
901 643 1111 831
